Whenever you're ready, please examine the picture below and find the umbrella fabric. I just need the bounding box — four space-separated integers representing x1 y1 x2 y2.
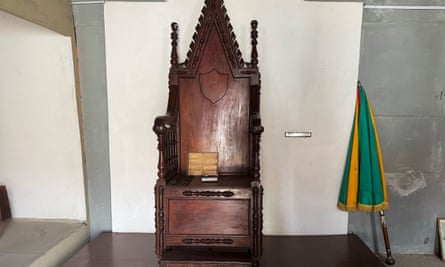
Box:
338 84 388 212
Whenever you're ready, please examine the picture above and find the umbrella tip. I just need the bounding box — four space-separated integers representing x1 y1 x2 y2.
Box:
357 80 362 87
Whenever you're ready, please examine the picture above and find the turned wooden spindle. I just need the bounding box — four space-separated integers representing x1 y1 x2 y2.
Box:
170 22 178 67
251 20 258 67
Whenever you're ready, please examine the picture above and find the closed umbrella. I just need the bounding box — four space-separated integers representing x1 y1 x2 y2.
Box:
338 81 395 265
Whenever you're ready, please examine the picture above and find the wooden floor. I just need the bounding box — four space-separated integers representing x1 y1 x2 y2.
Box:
63 233 386 267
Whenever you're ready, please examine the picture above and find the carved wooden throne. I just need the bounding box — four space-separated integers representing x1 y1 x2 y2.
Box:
153 0 263 265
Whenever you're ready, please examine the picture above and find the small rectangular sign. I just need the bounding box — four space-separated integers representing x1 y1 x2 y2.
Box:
284 132 312 138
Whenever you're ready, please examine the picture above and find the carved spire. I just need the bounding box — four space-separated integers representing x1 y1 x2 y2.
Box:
205 0 222 8
183 0 246 69
250 20 258 67
170 22 178 67
184 4 208 68
223 7 244 67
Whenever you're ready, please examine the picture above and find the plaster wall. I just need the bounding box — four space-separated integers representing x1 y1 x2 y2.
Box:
0 11 86 220
73 3 112 239
350 7 445 253
104 0 362 233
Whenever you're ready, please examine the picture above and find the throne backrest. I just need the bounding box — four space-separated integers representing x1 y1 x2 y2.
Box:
164 0 261 177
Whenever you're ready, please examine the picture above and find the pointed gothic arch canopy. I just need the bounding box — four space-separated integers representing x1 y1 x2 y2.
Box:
169 0 259 80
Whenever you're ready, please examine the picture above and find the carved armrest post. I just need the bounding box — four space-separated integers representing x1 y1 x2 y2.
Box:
154 22 182 258
153 115 178 183
250 113 264 261
249 114 264 181
154 178 164 258
153 115 177 258
251 180 264 262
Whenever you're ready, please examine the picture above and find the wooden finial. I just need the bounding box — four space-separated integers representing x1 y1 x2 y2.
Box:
250 20 258 67
170 22 178 67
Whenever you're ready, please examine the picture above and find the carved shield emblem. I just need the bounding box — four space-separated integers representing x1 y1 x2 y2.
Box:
199 69 229 104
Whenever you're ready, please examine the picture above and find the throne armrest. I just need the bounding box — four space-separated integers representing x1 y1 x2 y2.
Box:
153 115 178 182
249 113 264 135
249 113 263 181
153 115 176 134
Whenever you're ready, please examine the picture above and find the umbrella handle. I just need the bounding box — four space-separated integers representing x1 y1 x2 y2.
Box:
379 211 395 265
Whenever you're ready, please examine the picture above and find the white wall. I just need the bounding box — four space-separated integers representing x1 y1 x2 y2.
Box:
0 11 86 221
105 0 362 233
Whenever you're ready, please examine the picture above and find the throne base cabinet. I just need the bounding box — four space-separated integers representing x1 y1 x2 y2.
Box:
156 177 263 266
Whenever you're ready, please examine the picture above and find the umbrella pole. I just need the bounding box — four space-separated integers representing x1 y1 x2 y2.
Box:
379 210 395 265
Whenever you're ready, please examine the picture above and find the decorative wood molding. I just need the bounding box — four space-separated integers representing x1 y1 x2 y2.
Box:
199 69 229 104
182 238 234 245
182 190 234 197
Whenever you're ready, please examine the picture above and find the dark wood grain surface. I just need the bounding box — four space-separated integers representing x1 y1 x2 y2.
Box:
63 233 386 267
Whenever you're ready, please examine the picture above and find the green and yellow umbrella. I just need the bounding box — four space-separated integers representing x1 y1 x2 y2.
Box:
338 83 388 212
338 82 395 265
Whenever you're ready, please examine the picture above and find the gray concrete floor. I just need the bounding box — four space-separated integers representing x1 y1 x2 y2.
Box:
383 254 444 266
